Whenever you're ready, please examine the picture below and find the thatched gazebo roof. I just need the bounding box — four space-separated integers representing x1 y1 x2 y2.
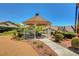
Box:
23 13 51 25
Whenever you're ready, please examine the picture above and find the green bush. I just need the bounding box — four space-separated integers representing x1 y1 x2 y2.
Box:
55 30 63 34
11 29 23 41
71 37 79 48
55 34 64 42
63 32 76 39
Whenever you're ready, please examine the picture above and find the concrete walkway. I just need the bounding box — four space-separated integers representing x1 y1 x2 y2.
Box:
40 38 78 56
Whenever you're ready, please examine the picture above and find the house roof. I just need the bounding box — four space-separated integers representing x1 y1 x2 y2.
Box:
65 26 74 32
51 26 59 31
0 21 19 27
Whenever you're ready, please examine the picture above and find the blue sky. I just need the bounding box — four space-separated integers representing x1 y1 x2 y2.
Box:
0 3 76 26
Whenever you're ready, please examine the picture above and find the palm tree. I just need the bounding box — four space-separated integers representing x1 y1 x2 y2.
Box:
75 3 79 34
75 4 78 33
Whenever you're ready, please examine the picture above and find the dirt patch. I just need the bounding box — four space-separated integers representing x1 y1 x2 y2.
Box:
23 40 57 56
59 39 72 48
0 36 38 56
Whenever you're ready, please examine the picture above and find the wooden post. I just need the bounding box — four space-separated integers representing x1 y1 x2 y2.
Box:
34 24 36 40
47 24 51 39
24 24 26 39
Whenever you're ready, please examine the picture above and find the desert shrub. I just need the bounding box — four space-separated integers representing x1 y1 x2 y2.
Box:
36 31 42 37
18 32 23 37
55 34 64 42
63 32 76 39
51 31 56 36
38 32 42 37
16 37 23 41
0 33 3 36
55 30 63 34
15 32 23 40
3 31 9 34
11 29 23 40
43 49 53 56
32 41 37 44
37 43 43 48
0 26 19 33
71 37 79 48
47 53 53 56
17 29 24 37
51 32 54 35
0 30 17 36
44 49 47 54
8 30 17 35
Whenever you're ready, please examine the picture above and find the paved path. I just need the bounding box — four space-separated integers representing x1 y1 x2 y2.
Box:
40 38 78 56
0 36 38 56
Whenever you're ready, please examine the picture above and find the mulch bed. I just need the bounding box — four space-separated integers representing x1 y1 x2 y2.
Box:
22 40 57 56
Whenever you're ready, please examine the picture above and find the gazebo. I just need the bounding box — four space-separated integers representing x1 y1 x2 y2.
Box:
23 13 51 39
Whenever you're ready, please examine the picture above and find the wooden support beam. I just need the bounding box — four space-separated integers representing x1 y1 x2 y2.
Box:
34 24 36 40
